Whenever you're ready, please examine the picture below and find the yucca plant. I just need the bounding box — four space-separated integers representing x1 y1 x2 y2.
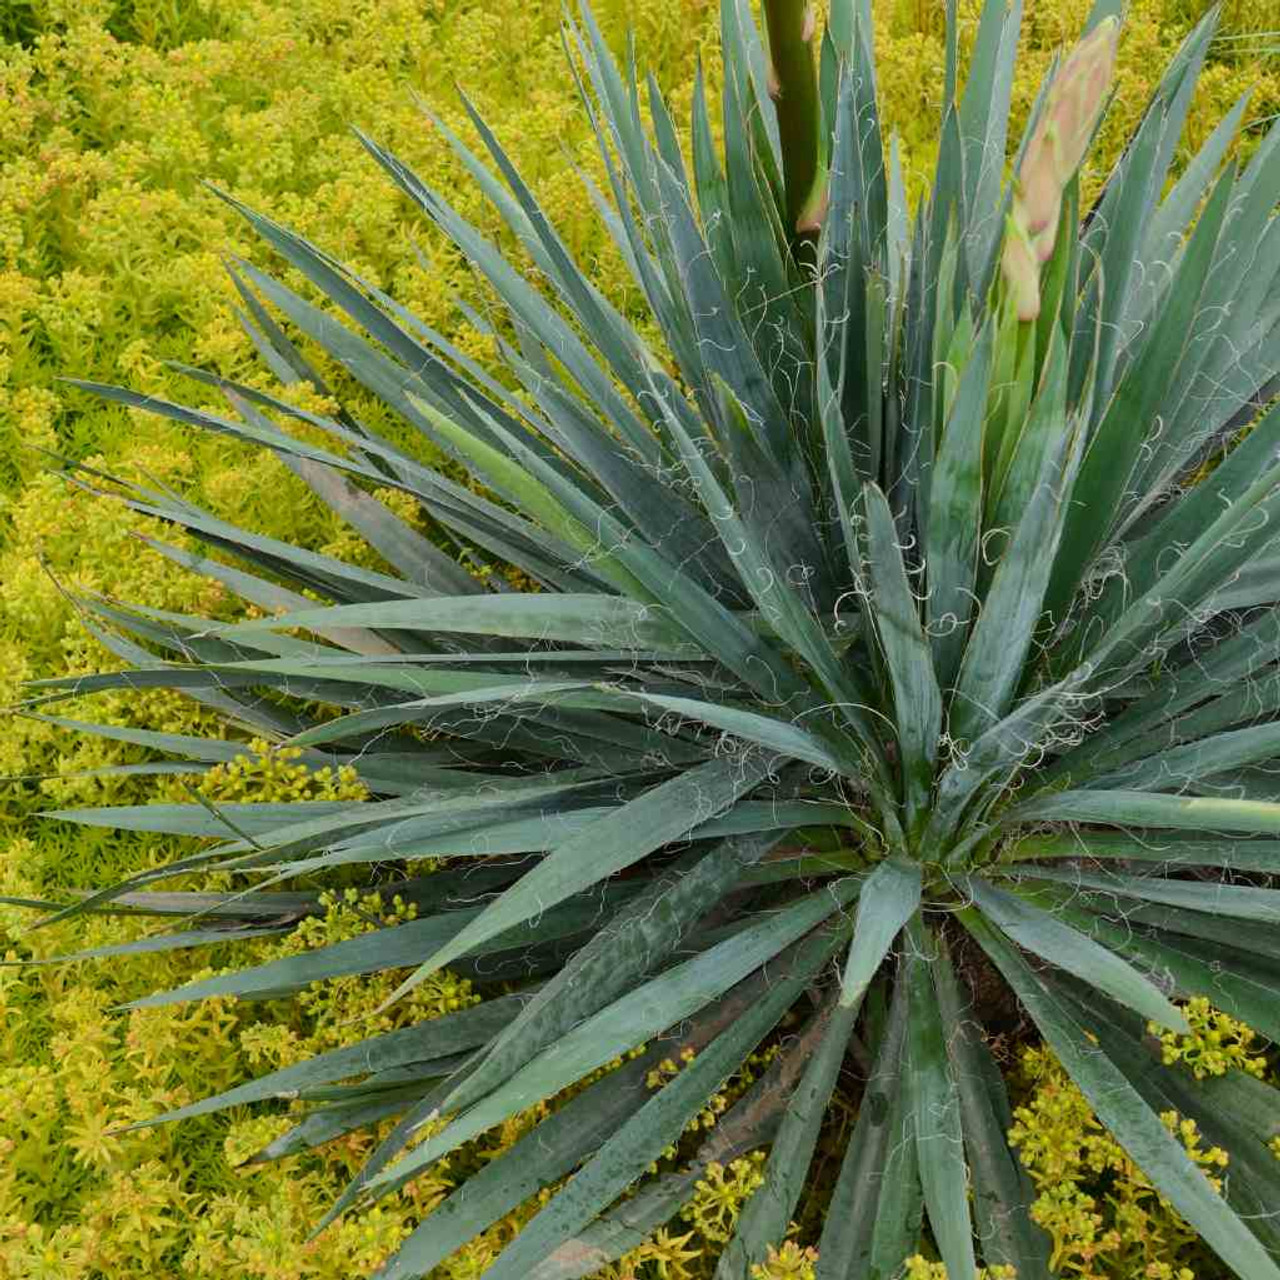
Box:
28 0 1280 1274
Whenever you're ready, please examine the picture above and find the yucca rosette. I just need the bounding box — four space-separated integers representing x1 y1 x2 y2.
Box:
42 3 1280 1277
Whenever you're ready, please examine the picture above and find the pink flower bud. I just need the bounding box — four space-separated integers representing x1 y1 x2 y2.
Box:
1001 17 1120 319
1002 208 1042 321
1020 17 1119 257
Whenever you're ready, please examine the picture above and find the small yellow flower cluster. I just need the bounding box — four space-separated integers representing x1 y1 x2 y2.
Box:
567 1043 651 1104
680 1153 768 1246
1150 996 1270 1081
901 1255 1016 1279
647 1045 699 1089
752 1240 821 1279
223 1114 296 1170
594 1153 771 1275
645 1043 782 1172
1010 1045 1231 1278
191 738 369 805
265 888 480 1051
610 1227 702 1280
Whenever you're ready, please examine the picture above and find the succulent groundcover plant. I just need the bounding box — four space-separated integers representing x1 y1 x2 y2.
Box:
31 0 1280 1274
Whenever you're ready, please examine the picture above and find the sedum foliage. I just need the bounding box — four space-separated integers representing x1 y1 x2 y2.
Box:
7 2 1280 1280
1008 1040 1233 1279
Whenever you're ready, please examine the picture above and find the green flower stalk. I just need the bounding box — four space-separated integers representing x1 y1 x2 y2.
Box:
761 0 826 247
1002 16 1120 319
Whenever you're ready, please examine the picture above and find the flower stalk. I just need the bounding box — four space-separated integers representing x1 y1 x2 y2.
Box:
761 0 827 255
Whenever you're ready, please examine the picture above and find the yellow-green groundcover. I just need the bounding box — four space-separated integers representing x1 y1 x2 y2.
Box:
1 1 1278 1276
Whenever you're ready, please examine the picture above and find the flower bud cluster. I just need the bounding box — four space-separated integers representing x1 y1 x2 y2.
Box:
1002 18 1120 320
